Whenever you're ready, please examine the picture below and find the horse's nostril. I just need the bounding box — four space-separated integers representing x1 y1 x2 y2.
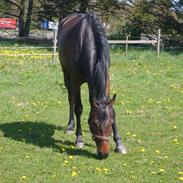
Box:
97 152 109 159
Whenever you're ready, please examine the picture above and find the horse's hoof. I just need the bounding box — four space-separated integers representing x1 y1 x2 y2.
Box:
75 142 84 149
65 129 74 135
115 145 127 154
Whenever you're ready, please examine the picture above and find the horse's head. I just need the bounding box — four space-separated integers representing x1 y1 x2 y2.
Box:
88 95 116 159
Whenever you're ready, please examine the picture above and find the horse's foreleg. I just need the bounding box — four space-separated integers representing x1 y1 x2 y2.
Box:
74 89 84 148
112 121 127 154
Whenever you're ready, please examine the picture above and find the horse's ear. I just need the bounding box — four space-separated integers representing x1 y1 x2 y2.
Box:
108 94 116 106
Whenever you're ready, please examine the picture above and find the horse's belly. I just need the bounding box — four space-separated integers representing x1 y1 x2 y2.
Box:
60 51 86 82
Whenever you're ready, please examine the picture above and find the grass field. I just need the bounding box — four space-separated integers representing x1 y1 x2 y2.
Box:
0 45 183 183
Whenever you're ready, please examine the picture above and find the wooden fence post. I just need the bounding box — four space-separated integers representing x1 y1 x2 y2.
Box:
52 29 57 64
157 29 161 56
126 35 128 56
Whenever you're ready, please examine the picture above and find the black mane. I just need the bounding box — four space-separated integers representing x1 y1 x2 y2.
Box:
85 13 110 101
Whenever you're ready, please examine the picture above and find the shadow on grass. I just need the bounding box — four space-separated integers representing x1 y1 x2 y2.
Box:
0 121 97 159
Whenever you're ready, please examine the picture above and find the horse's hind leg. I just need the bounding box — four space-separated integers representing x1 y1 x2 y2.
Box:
74 88 84 148
62 69 75 134
112 121 127 154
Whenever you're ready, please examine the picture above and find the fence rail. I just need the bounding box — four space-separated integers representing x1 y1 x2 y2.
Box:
0 47 53 49
0 29 162 62
109 29 161 56
108 40 157 44
0 54 54 56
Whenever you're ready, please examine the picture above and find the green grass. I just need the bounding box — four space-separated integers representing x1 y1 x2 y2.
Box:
0 46 183 183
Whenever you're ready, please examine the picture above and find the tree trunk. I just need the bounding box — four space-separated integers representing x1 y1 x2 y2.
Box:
24 0 33 37
58 0 65 21
18 0 25 37
18 11 25 37
18 0 33 37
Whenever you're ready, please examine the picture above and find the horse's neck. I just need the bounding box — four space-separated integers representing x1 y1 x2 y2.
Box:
89 74 110 102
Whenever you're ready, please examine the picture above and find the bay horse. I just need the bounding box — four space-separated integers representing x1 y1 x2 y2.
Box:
57 13 127 159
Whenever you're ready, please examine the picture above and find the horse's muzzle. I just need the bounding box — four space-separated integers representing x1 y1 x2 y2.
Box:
96 140 109 159
97 152 109 159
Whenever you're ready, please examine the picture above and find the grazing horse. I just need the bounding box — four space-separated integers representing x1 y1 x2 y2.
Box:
57 13 127 159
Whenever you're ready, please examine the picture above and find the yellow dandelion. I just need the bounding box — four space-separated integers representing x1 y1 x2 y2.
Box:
173 138 178 142
96 167 102 172
155 150 160 154
21 176 27 180
61 148 65 152
172 138 179 144
17 103 22 107
159 168 165 173
178 172 183 175
72 167 77 169
151 171 156 175
103 168 108 173
126 110 132 114
141 147 145 152
150 160 154 165
25 155 30 159
69 156 74 160
64 160 68 164
173 125 177 129
178 177 183 181
32 102 37 106
63 160 69 166
71 171 78 177
138 139 141 143
126 132 131 136
132 134 137 138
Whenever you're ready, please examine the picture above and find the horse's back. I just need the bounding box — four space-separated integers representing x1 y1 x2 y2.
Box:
57 14 96 81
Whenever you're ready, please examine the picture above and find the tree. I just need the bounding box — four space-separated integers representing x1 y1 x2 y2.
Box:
79 0 89 13
37 0 125 21
123 0 183 38
0 0 123 39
